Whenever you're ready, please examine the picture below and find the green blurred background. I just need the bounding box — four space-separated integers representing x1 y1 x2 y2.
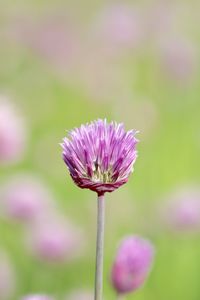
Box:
0 0 200 299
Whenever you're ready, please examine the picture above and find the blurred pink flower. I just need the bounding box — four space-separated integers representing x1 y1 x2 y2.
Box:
26 216 85 263
0 251 16 300
111 236 155 295
93 4 143 54
0 96 27 164
66 290 93 300
159 37 197 84
21 295 54 300
161 187 200 232
7 14 80 74
0 174 54 223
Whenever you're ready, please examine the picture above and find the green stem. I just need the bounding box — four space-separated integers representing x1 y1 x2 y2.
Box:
94 194 105 300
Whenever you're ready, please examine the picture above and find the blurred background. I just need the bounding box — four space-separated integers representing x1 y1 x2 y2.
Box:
0 0 200 299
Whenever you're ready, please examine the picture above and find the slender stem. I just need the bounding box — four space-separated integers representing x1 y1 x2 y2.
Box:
94 194 105 300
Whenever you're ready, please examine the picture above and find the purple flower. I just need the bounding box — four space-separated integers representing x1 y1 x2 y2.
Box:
159 37 197 84
61 119 138 195
0 97 27 165
0 174 54 223
111 236 155 295
161 187 200 233
94 4 143 52
26 216 85 263
21 295 54 300
7 15 80 75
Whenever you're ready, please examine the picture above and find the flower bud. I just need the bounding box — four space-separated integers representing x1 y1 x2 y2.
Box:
111 236 155 295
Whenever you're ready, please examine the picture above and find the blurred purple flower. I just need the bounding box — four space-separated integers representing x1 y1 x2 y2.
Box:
0 174 54 223
0 251 16 300
159 38 197 83
66 290 93 300
161 187 200 232
61 119 138 195
21 295 54 300
94 4 143 53
111 236 155 295
26 217 85 263
8 15 80 74
0 96 27 165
